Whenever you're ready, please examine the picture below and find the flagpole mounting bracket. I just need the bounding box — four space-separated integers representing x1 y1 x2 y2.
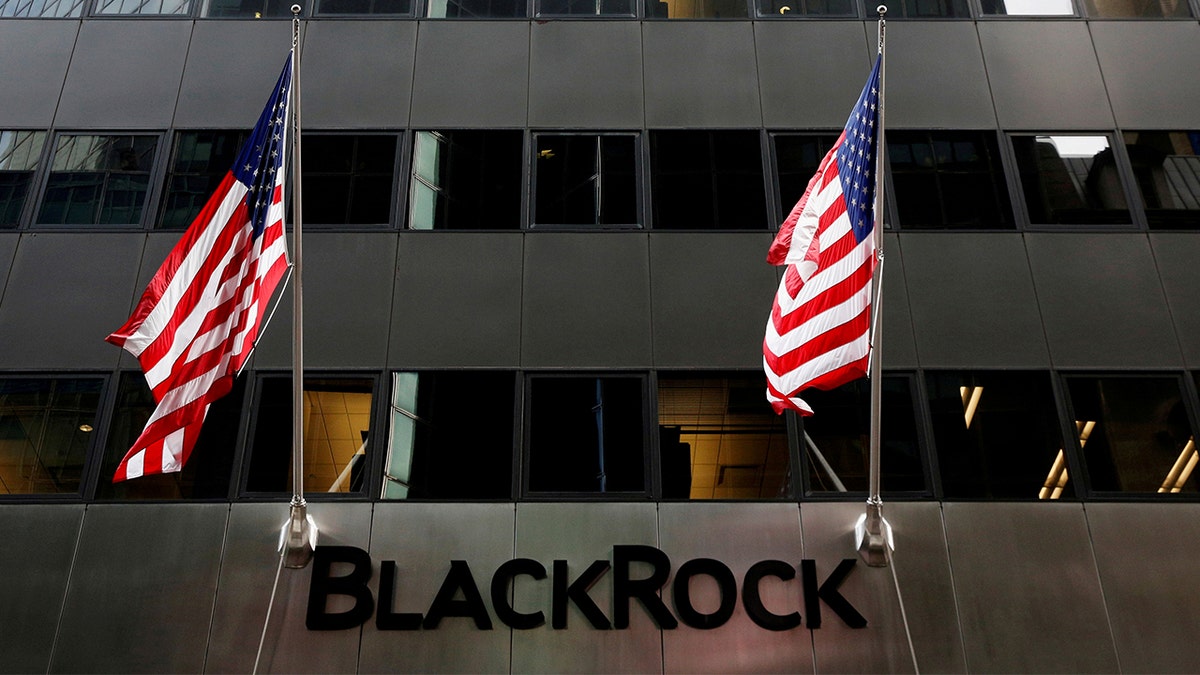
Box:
280 497 318 569
854 496 893 567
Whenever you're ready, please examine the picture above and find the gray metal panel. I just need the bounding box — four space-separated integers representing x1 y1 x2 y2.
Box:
977 22 1113 130
755 22 872 129
643 23 761 128
521 233 652 368
55 20 189 129
1086 503 1200 674
300 21 416 128
880 233 918 368
802 502 966 674
359 503 516 674
206 502 372 674
648 233 777 369
883 22 995 129
0 21 77 127
899 233 1050 368
252 232 397 369
942 502 1118 674
50 503 229 674
0 233 144 370
1025 233 1181 368
0 505 83 675
528 21 643 129
409 21 530 128
175 21 296 128
1150 233 1200 368
388 232 523 368
1090 22 1200 129
658 503 811 674
511 502 662 674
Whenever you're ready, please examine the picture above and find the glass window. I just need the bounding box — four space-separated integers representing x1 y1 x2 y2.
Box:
37 134 158 226
0 377 103 496
979 0 1074 15
409 130 522 230
96 373 244 500
756 0 855 16
871 0 970 16
537 0 634 15
657 373 791 500
158 130 247 229
94 0 193 14
0 0 86 16
1066 375 1197 495
798 375 926 495
532 134 638 229
0 131 47 228
927 371 1070 500
303 134 397 226
245 376 376 495
1011 134 1131 226
1083 0 1190 17
526 375 646 495
426 0 525 16
646 0 746 18
383 372 515 499
888 130 1013 229
651 130 768 230
204 0 293 17
773 133 839 223
318 0 411 13
1123 131 1200 230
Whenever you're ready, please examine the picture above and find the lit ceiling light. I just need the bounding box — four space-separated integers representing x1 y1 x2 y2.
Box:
1159 438 1196 494
960 385 983 428
79 424 93 432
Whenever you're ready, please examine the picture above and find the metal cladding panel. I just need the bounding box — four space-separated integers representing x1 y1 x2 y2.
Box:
0 505 83 674
409 21 530 128
942 502 1119 674
529 22 644 129
510 502 662 674
642 23 762 128
1150 234 1200 368
174 21 297 128
388 233 523 368
0 233 144 370
205 502 372 674
899 233 1050 368
50 503 228 674
1025 233 1182 368
359 503 517 673
977 22 1113 130
0 22 77 127
802 502 966 675
55 20 189 129
521 233 653 368
1090 22 1200 129
1086 503 1200 674
880 233 918 368
657 503 811 674
882 22 996 129
755 21 873 129
299 21 416 128
648 233 777 369
252 232 398 369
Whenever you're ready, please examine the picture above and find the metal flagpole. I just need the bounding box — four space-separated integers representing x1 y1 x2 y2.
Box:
855 4 894 568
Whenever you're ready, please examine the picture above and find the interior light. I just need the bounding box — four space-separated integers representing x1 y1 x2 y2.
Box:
79 424 93 433
778 5 790 12
1038 421 1093 500
538 149 555 159
960 385 983 428
1158 438 1196 494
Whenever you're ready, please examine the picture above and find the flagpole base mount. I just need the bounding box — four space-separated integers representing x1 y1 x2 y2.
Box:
280 500 318 569
854 498 893 568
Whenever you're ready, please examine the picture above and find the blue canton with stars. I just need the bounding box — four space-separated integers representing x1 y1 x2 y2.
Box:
834 54 882 245
232 55 292 240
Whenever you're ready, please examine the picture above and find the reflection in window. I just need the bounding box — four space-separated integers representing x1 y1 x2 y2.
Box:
1124 131 1200 230
0 131 46 228
872 0 970 17
303 134 397 226
927 371 1068 500
979 0 1073 14
0 0 85 16
651 130 767 230
533 134 638 229
383 372 515 499
799 376 925 494
657 373 790 500
409 130 522 230
537 0 634 15
0 377 102 495
159 131 247 229
756 0 854 16
1012 135 1131 226
426 0 524 16
527 376 646 494
888 131 1012 229
1083 0 1190 17
318 0 410 13
37 135 157 226
646 0 746 18
1066 376 1197 494
204 0 292 17
94 0 192 13
245 377 375 494
96 373 243 500
773 133 839 223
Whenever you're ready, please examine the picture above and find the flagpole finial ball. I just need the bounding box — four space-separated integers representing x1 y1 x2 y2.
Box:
290 3 301 13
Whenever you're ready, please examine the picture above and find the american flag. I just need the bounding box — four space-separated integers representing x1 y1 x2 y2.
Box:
106 55 293 481
763 55 882 416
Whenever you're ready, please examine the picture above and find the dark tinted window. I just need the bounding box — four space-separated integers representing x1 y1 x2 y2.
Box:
319 0 412 13
303 134 397 226
773 133 839 223
1124 131 1200 230
979 0 1073 15
533 134 638 228
0 131 46 228
159 130 247 229
646 0 746 18
1012 134 1131 226
37 134 158 226
409 130 522 230
0 377 103 496
889 130 1013 229
872 0 970 16
537 0 634 15
651 130 767 230
1083 0 1190 17
94 0 193 14
757 0 855 16
427 0 525 16
205 0 293 16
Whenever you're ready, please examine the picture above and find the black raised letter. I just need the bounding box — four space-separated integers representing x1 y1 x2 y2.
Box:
491 558 547 630
612 545 678 629
552 559 612 629
306 545 375 630
376 560 423 630
423 560 493 630
672 558 737 629
801 559 868 629
742 560 801 631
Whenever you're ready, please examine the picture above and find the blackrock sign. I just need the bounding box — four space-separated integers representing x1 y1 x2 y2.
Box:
307 545 868 632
